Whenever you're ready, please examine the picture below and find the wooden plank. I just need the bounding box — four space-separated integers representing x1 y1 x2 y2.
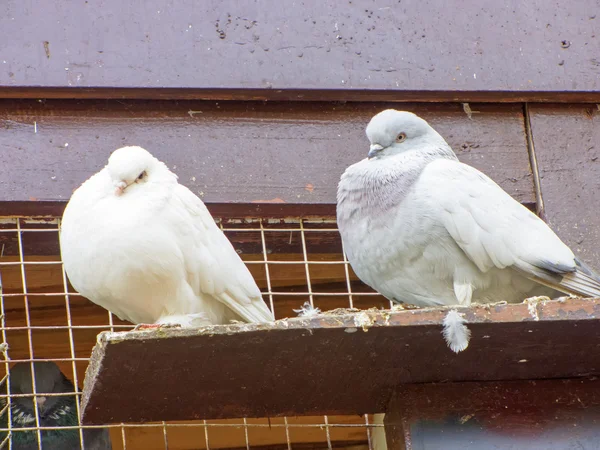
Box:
528 105 600 268
0 101 533 216
81 298 600 425
4 88 600 103
385 379 600 450
1 0 599 101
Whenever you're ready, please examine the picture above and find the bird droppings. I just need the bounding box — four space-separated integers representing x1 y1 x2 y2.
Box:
353 311 375 331
524 296 551 321
323 307 362 315
380 310 392 326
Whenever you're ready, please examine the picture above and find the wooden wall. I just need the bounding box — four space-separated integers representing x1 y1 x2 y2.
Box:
2 101 600 270
1 0 599 101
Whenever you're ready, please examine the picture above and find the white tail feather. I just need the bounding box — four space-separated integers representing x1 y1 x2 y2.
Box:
442 309 471 353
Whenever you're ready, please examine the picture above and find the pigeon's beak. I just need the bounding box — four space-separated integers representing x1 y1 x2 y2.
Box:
368 144 385 159
34 396 47 412
114 181 127 196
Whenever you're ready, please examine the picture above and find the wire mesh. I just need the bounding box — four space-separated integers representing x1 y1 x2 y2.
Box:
0 216 388 450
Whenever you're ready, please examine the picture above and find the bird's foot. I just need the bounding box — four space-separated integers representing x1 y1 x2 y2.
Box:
133 323 161 331
133 323 182 331
156 313 211 328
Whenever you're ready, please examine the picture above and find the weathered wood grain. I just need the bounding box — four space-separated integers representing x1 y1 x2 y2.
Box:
1 1 599 101
81 298 600 425
528 105 600 268
0 101 533 216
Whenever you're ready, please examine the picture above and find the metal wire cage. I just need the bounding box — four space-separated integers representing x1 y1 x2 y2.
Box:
0 216 390 450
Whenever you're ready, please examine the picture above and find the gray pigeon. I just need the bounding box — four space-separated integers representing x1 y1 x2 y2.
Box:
60 146 274 328
337 109 600 352
0 362 111 450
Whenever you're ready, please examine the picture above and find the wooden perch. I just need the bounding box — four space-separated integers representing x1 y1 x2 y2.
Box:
81 297 600 425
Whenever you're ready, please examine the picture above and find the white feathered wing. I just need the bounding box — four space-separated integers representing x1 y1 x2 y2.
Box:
170 184 274 323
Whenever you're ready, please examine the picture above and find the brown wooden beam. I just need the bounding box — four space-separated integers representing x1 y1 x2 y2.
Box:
528 104 600 268
1 1 598 101
385 378 600 449
0 101 533 216
2 88 600 103
81 297 600 425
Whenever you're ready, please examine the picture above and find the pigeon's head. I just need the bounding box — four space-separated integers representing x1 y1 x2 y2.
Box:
365 110 446 160
107 146 175 196
8 362 74 417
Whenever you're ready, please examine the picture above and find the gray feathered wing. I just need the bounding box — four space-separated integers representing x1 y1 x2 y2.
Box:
424 159 600 298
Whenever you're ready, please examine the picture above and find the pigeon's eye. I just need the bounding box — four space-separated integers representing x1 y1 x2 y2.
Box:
137 171 146 181
396 132 407 143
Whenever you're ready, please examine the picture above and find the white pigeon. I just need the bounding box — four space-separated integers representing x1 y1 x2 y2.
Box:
60 146 274 327
337 109 600 352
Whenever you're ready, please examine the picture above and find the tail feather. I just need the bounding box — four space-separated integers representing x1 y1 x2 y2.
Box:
559 270 600 297
220 292 275 323
522 257 600 298
442 310 471 353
